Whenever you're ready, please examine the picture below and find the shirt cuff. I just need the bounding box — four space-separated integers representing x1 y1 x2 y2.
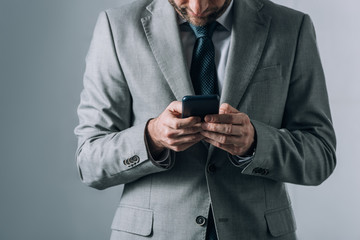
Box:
144 120 172 169
228 147 256 167
235 154 255 162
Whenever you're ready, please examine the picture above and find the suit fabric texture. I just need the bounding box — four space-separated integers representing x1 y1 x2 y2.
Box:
75 0 336 239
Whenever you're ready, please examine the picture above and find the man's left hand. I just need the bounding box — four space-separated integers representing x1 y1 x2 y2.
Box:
201 103 255 156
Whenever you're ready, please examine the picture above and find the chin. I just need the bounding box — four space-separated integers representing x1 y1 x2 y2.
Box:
188 17 214 26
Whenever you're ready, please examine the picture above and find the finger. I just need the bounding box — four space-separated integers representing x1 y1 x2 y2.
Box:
165 133 204 147
219 103 240 114
204 113 249 125
166 116 202 129
166 101 203 128
168 101 183 114
201 122 243 135
167 125 204 138
201 130 243 145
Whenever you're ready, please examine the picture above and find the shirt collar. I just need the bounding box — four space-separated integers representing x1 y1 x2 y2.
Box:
176 0 233 32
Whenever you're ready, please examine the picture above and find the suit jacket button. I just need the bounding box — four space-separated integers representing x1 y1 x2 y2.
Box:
196 216 207 226
133 155 140 163
207 164 216 174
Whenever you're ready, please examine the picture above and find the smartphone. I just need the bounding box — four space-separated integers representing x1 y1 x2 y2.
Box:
182 95 219 120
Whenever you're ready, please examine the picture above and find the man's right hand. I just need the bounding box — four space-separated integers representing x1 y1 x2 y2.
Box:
146 101 204 157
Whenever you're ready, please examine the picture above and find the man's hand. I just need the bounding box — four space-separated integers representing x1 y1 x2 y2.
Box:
201 103 255 156
146 101 204 156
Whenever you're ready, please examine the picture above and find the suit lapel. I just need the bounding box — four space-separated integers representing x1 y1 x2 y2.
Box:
141 0 194 101
220 0 272 107
208 0 272 160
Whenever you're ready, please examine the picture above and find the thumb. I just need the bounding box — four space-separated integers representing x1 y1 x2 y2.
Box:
219 103 240 114
168 101 183 115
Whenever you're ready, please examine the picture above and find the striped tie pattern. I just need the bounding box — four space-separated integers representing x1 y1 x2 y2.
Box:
189 22 219 95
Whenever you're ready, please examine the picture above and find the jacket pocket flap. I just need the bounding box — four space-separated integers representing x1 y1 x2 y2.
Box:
111 205 153 236
252 65 281 83
265 206 296 237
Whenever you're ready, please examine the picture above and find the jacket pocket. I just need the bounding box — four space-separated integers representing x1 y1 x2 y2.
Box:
265 206 297 237
251 65 281 84
111 205 153 236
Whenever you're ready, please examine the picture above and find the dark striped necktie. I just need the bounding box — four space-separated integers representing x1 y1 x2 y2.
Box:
189 22 219 95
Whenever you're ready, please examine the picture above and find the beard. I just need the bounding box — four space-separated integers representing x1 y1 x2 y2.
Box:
168 0 232 26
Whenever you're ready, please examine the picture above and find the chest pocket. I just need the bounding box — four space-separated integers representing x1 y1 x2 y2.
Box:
240 65 285 127
251 65 281 84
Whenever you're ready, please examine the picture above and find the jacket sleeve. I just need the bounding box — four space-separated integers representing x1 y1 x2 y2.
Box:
241 15 336 185
74 11 174 190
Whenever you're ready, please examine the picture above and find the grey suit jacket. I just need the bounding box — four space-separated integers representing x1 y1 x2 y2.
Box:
75 0 336 239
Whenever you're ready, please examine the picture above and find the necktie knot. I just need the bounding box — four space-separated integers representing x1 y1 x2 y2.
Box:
189 22 217 39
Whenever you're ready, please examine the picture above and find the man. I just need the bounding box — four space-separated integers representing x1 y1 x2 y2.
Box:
75 0 336 239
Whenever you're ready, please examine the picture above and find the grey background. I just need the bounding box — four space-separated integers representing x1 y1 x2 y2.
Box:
0 0 358 239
